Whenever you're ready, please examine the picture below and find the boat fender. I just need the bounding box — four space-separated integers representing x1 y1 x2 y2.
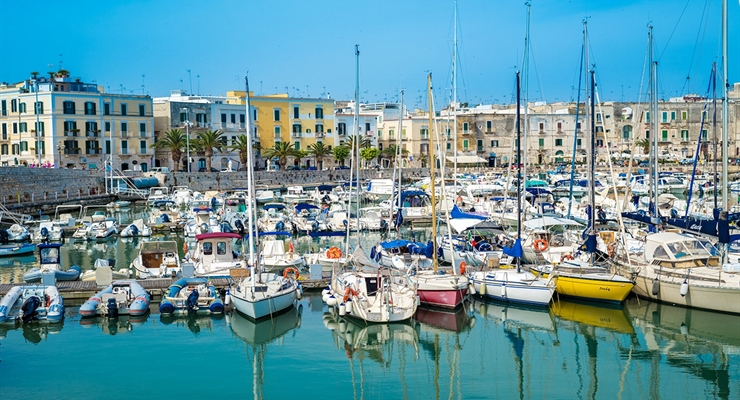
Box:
296 285 303 300
680 322 689 335
680 280 689 297
468 281 477 296
652 279 660 296
107 297 119 319
479 281 486 296
224 288 231 306
338 303 346 316
344 298 352 314
321 287 331 297
326 295 338 307
501 282 507 298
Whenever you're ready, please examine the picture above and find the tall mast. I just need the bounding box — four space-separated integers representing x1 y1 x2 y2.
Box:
452 0 458 188
589 70 596 240
428 73 438 272
345 45 360 254
521 2 530 194
515 71 522 274
649 26 659 223
244 75 256 277
396 90 404 232
721 0 728 210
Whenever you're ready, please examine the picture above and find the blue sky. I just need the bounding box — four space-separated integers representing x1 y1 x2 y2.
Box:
1 0 737 108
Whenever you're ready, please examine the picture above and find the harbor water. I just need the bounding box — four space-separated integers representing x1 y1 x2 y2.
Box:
0 205 739 399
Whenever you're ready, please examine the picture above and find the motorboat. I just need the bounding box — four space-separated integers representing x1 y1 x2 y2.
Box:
255 186 275 204
0 224 30 242
358 207 390 231
81 258 131 282
159 277 224 315
23 242 81 283
129 240 181 279
303 246 351 272
120 219 152 238
79 280 150 317
282 186 309 204
106 200 131 210
0 243 35 257
147 200 183 232
257 232 304 272
89 218 118 241
0 284 64 324
30 220 63 242
171 186 193 206
146 186 170 206
184 232 246 277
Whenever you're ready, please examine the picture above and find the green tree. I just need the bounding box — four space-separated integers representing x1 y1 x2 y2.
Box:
635 138 650 155
229 134 255 171
263 141 297 170
333 146 351 166
293 149 308 168
307 141 333 170
381 144 409 167
153 128 187 171
192 129 226 172
360 147 380 166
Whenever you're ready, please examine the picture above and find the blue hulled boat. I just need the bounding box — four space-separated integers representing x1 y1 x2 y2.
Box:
159 277 224 315
23 243 81 283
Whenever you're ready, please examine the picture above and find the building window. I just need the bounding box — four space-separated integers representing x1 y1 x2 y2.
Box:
10 99 17 113
292 124 302 133
701 130 708 141
661 111 668 123
274 126 281 138
622 125 632 139
557 121 563 131
576 122 582 130
576 138 582 148
670 111 676 121
274 109 280 121
491 140 498 147
293 106 299 119
486 120 492 130
681 111 687 120
19 122 27 133
84 102 96 115
377 129 382 138
315 107 323 119
140 140 147 154
338 123 347 135
85 122 98 136
1 144 7 155
221 113 227 123
646 130 650 139
105 140 111 154
63 101 76 114
661 130 668 142
538 138 545 147
555 139 563 146
139 104 145 116
139 122 147 137
34 101 44 114
104 103 110 115
34 122 45 136
19 102 26 114
240 114 245 124
231 113 236 124
252 109 258 121
645 111 650 122
1 123 6 140
539 122 545 131
446 143 451 150
389 129 394 139
121 140 128 155
463 122 469 133
420 128 429 139
680 129 689 141
121 122 128 136
1 99 6 116
121 103 127 116
64 121 77 136
12 123 17 134
477 139 483 151
402 129 406 139
294 141 300 150
315 123 324 133
105 122 111 132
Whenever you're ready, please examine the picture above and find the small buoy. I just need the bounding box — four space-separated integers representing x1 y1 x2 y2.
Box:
468 281 477 296
501 283 507 298
680 322 689 335
652 279 660 296
344 299 352 314
479 281 487 295
224 288 231 306
338 303 346 316
326 295 338 307
680 280 689 297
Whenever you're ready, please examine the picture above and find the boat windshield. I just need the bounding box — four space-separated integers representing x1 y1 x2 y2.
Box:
664 239 715 259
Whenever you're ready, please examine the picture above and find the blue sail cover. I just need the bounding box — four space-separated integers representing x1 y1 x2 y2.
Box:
380 240 413 250
525 187 552 196
294 203 319 212
580 233 598 253
407 241 434 258
450 205 487 220
316 185 334 192
502 238 523 258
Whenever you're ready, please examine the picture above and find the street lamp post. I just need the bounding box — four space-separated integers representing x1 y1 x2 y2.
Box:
57 143 65 168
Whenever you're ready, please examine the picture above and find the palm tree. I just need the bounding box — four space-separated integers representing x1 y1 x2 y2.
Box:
229 135 253 171
262 142 297 170
635 138 650 155
293 149 308 168
307 141 333 170
153 128 187 171
192 129 226 172
381 144 409 167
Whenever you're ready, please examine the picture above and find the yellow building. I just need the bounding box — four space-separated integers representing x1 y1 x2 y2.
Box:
226 91 335 168
0 72 154 171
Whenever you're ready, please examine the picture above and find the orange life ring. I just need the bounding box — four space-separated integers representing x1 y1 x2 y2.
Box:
459 261 466 275
327 246 342 259
288 242 295 253
283 267 300 280
183 242 188 253
561 254 574 262
343 287 357 302
533 239 549 252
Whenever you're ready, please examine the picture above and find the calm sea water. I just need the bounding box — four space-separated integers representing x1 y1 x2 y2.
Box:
1 204 739 399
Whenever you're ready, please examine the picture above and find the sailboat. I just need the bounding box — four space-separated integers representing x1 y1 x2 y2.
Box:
615 20 740 314
533 22 634 304
469 71 556 307
230 75 301 320
323 46 419 323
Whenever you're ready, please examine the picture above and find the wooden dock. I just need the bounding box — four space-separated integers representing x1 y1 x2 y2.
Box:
0 276 330 303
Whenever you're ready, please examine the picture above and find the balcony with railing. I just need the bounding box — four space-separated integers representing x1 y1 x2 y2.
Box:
315 132 325 138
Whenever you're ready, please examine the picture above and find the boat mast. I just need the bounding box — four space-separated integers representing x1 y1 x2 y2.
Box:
345 45 360 254
521 2 530 196
649 26 659 224
428 73 438 272
515 71 522 274
396 90 404 236
589 70 596 264
452 0 458 188
244 74 257 284
721 0 728 210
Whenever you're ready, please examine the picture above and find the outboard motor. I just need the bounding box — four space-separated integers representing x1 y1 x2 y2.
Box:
21 296 42 323
108 258 116 268
129 224 139 237
161 214 170 223
186 289 199 313
40 226 49 239
234 220 245 234
107 297 119 318
276 221 285 231
0 229 9 245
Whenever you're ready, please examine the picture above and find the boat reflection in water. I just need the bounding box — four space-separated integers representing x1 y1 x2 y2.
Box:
415 302 476 333
79 311 150 335
159 312 224 335
624 298 740 400
229 305 303 400
551 298 634 334
0 321 63 343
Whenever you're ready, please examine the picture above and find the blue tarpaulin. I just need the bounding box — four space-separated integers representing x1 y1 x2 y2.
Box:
502 238 523 258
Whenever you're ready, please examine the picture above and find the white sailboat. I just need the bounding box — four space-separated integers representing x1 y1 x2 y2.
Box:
230 75 300 320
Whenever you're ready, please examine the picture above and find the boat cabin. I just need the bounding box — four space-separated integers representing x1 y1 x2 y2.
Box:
644 232 719 268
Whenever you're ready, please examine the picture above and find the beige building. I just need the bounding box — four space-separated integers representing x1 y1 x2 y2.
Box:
0 72 154 171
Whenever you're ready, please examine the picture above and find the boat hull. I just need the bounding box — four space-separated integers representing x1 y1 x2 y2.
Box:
0 244 36 257
555 274 634 303
471 270 555 306
231 287 298 320
631 273 740 314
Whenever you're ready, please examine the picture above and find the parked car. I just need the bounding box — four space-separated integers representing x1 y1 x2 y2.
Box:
334 166 350 170
679 158 695 165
